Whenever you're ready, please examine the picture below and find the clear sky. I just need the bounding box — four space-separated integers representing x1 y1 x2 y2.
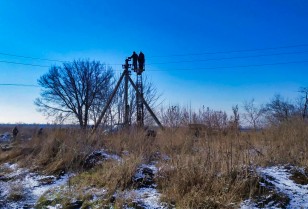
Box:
0 0 307 123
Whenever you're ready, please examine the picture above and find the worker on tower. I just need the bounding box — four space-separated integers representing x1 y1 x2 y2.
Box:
138 51 145 70
129 51 138 70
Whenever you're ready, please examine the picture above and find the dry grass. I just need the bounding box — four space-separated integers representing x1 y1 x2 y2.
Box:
69 154 142 207
0 128 101 174
7 183 24 201
152 118 308 208
0 118 307 208
71 155 142 191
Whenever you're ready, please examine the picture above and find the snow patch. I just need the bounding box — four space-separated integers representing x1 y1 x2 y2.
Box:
0 132 11 141
241 166 308 209
46 204 62 209
124 187 165 209
83 149 122 169
121 162 168 209
0 163 69 208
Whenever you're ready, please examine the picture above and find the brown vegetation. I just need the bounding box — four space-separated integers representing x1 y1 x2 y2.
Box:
0 117 307 208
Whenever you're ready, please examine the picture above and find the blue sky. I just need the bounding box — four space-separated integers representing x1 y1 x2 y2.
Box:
0 0 307 123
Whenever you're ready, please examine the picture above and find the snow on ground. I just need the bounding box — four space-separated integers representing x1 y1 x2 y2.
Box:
0 132 11 142
121 163 168 209
133 163 158 184
0 151 168 209
123 187 166 209
0 163 69 208
95 149 122 162
83 149 122 170
0 149 122 208
241 166 308 209
46 204 62 209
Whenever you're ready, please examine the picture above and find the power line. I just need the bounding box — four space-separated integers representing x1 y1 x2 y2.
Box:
148 50 308 65
0 59 306 73
0 52 66 63
0 60 50 68
0 43 308 65
0 60 306 88
1 50 308 69
147 60 308 71
148 43 308 58
0 43 307 70
0 83 39 87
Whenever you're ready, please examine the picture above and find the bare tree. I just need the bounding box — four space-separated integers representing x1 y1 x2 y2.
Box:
298 87 308 120
198 107 228 131
230 105 240 131
264 94 295 123
165 105 180 128
35 60 114 128
161 105 186 128
160 105 228 131
242 99 265 130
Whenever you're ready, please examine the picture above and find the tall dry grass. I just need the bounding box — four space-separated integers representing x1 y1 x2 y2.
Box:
1 128 101 174
154 128 257 208
0 117 307 208
153 118 308 208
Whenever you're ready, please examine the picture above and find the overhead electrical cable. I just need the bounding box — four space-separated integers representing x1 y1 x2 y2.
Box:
0 43 308 65
147 60 308 71
0 52 67 62
1 50 308 69
148 50 308 65
0 60 307 88
0 60 50 67
148 43 308 58
0 60 306 78
0 83 39 87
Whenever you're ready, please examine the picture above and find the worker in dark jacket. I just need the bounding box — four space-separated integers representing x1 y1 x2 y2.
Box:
130 51 138 70
12 126 18 139
138 52 145 70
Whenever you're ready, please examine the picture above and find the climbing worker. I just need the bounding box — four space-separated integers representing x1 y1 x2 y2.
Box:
129 51 138 70
138 51 145 70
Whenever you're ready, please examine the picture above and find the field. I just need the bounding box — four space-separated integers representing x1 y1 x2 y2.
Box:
0 119 308 208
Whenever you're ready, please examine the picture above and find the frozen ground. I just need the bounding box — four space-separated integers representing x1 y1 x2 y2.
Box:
122 163 168 209
0 163 69 208
2 158 307 209
84 151 168 208
0 132 11 142
0 150 168 208
122 187 166 209
241 166 308 209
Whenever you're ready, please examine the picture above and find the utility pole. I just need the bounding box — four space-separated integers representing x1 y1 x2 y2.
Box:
135 66 144 127
123 58 130 127
92 54 163 133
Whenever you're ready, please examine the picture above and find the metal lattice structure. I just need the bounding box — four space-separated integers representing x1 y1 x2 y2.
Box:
135 68 144 127
92 55 163 132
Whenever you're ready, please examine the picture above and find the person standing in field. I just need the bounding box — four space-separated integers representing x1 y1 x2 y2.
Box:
12 126 18 139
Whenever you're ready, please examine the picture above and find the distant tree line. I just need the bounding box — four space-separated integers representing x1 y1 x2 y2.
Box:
160 87 308 131
242 89 308 130
35 59 307 131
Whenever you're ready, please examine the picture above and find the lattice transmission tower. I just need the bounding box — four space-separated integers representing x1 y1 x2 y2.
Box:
92 54 163 132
